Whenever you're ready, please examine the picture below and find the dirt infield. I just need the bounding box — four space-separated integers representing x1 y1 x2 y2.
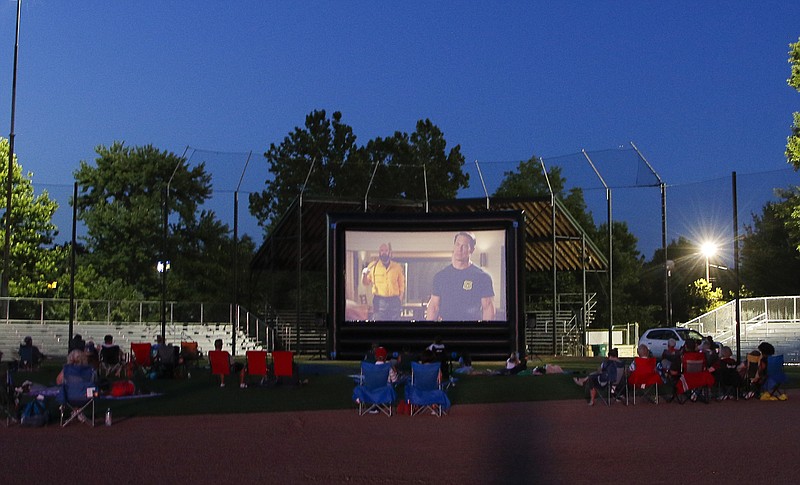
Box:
3 392 800 484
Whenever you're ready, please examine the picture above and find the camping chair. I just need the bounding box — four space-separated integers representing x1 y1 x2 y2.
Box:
1 366 18 426
99 345 124 378
57 364 97 427
405 361 451 417
677 352 714 403
352 361 396 416
713 361 742 401
208 350 232 387
597 361 628 406
629 357 660 404
153 343 179 378
180 341 201 377
129 342 153 378
763 354 788 400
742 352 762 399
272 351 301 385
244 350 269 387
18 346 39 371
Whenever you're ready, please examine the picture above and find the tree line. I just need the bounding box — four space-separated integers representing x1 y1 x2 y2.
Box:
1 37 799 332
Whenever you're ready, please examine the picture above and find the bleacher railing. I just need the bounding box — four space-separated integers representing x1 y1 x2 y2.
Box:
0 297 274 354
680 295 800 362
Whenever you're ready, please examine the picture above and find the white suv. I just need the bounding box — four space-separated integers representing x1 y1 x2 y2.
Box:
638 327 706 358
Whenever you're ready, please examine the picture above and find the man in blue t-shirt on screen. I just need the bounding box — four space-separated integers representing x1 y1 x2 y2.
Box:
426 232 496 321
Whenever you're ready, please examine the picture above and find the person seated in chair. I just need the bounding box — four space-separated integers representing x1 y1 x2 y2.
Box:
373 346 398 384
660 338 682 401
18 336 45 369
211 339 245 388
152 335 179 378
68 333 86 354
628 344 655 373
84 340 99 370
57 349 95 385
56 349 97 424
418 349 443 384
99 335 124 377
710 346 741 400
573 347 624 406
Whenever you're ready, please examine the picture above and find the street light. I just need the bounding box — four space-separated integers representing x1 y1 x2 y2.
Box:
700 241 717 282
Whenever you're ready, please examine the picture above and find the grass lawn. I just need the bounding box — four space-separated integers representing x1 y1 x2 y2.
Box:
10 356 799 419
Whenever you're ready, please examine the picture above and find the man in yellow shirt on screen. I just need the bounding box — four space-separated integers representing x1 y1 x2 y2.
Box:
361 243 405 321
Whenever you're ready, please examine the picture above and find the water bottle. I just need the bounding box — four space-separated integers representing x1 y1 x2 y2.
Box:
105 408 112 426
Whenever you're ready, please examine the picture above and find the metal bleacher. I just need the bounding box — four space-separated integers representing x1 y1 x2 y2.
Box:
0 299 273 360
0 322 263 359
681 295 800 362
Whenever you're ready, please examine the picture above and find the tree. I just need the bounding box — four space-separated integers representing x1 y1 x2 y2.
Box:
785 38 800 252
493 158 651 328
249 110 469 230
687 279 725 316
493 160 591 303
740 190 800 296
0 138 64 297
787 37 800 169
592 220 650 328
74 143 237 302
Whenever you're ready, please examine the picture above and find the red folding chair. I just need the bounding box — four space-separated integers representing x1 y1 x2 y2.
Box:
628 357 661 404
244 350 268 387
208 350 231 387
272 351 301 385
129 343 152 378
677 351 714 403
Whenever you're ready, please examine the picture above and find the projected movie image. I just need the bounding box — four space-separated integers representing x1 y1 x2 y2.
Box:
344 229 507 322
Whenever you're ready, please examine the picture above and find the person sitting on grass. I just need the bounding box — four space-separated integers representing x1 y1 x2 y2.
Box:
574 347 624 406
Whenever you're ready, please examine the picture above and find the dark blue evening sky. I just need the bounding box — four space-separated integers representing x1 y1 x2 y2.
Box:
0 1 798 257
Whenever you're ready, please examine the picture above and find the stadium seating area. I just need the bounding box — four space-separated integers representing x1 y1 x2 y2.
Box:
0 322 263 360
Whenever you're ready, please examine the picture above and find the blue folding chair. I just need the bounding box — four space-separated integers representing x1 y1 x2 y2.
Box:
57 365 97 427
764 354 788 399
405 362 451 417
352 361 396 416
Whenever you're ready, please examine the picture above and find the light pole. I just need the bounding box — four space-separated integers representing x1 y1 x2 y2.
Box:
160 147 188 340
666 259 674 326
700 241 717 283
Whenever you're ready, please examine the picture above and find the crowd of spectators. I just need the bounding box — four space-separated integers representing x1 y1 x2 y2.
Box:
574 336 788 404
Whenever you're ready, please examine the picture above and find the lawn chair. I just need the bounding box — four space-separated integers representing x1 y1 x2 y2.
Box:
208 350 232 387
99 344 124 378
677 351 714 403
153 343 179 378
18 345 40 371
180 341 201 377
762 354 788 400
405 361 450 417
272 351 301 385
597 361 628 406
244 350 269 387
629 357 660 404
129 342 153 378
352 361 396 416
1 366 19 426
713 360 742 401
742 352 762 399
57 364 97 427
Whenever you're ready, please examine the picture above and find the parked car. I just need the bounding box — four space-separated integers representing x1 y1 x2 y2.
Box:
638 327 706 359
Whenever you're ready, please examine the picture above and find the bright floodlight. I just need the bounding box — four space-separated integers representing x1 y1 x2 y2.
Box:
700 242 717 258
